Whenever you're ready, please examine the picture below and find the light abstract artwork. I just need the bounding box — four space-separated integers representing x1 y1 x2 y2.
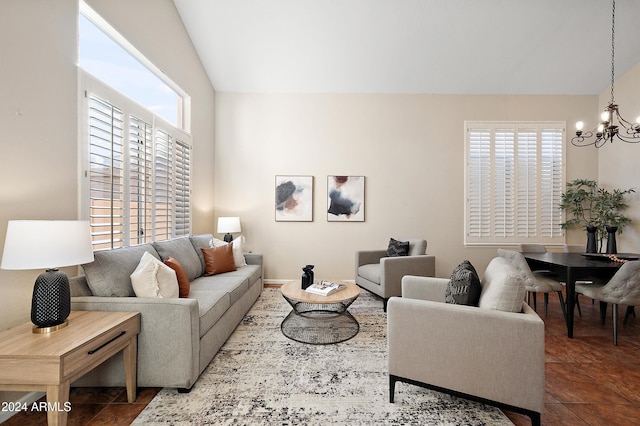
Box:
275 176 313 222
327 176 365 222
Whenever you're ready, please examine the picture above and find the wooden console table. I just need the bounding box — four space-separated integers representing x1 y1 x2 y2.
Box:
0 311 140 426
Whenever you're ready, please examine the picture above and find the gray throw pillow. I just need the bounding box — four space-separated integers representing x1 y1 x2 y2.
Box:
152 237 203 281
387 238 410 257
445 260 482 306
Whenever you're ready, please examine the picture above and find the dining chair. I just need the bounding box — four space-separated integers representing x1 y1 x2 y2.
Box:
498 249 567 320
575 261 640 345
518 244 547 253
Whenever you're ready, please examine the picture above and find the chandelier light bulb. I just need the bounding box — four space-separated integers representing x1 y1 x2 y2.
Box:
601 111 610 122
575 121 584 131
597 124 605 134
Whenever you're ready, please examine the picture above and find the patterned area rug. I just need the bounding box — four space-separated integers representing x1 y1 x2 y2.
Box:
133 288 512 425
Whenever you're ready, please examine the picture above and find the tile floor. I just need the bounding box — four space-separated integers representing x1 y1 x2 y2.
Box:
4 290 640 425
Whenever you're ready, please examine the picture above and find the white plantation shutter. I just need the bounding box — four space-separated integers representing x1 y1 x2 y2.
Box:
129 115 153 245
82 72 192 249
465 122 565 246
174 139 191 237
88 95 125 250
154 129 173 242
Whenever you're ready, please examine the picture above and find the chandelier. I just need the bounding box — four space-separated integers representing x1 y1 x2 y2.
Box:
571 0 640 148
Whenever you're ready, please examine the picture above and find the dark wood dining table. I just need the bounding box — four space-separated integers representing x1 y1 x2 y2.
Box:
523 252 638 338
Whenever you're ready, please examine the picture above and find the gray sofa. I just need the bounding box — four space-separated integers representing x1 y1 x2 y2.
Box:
388 257 544 425
69 234 262 391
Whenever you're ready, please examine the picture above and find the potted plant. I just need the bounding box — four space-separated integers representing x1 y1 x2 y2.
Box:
559 179 634 253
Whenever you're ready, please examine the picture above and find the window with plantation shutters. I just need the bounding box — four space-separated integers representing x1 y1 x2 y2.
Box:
464 122 565 246
81 72 192 250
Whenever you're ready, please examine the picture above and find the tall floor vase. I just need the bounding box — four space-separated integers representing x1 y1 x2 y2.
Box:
586 226 597 254
606 226 618 254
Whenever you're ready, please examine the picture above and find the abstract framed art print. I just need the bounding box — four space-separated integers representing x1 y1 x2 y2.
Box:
275 175 313 221
327 176 365 222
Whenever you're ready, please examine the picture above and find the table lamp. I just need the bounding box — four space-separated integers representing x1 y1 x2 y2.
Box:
1 220 94 333
217 217 241 243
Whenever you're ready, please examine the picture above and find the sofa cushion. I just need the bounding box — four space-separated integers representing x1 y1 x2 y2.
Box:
201 245 237 275
164 256 191 297
211 236 247 267
153 237 203 281
187 282 232 338
387 238 410 257
83 243 159 297
358 263 381 284
221 264 262 285
478 257 526 313
130 251 179 298
445 260 482 306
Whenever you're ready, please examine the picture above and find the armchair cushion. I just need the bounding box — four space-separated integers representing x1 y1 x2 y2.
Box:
358 263 381 283
386 238 410 257
445 260 481 306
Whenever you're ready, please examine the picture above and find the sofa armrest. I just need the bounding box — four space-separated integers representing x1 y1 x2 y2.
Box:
71 296 200 388
387 297 544 414
356 250 387 267
401 275 449 303
244 253 263 266
379 255 436 297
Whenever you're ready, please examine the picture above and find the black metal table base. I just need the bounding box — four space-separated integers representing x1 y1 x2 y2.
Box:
281 300 359 345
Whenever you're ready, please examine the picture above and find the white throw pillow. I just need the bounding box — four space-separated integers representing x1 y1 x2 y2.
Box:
210 236 247 267
478 256 526 313
130 251 179 298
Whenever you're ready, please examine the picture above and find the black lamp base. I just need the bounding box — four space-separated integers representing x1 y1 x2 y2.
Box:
223 233 233 243
31 269 71 333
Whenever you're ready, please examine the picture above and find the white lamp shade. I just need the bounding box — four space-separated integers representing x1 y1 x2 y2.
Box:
217 217 241 234
1 220 95 270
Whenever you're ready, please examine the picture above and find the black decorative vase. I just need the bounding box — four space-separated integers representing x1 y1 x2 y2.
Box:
606 226 618 254
301 264 315 289
586 226 597 254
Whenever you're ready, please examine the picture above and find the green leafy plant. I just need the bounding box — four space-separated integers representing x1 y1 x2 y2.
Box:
559 179 635 251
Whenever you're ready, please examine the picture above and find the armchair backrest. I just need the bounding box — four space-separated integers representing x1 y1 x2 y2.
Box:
402 238 427 256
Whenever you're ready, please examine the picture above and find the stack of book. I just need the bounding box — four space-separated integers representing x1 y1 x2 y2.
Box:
304 281 346 296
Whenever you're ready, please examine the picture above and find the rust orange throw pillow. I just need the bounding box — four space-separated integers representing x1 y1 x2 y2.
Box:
164 257 190 298
201 244 237 276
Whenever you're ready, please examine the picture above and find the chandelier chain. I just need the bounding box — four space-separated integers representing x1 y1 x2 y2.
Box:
610 0 615 104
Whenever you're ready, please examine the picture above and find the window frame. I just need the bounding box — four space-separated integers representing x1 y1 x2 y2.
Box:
464 121 566 247
79 71 192 250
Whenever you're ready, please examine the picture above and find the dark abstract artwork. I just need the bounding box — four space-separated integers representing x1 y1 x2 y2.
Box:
327 176 364 222
275 176 313 221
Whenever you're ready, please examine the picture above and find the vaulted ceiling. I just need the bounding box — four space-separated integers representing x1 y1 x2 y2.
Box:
173 0 640 95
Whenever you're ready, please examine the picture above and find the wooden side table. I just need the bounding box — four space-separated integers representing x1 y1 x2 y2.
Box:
0 311 140 426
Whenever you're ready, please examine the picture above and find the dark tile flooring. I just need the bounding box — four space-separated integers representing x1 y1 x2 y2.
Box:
4 290 640 425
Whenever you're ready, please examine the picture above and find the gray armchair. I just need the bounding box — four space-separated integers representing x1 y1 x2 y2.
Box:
388 274 544 426
355 238 435 310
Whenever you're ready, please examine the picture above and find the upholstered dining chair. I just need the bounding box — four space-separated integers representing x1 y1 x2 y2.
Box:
498 249 567 320
575 260 640 345
517 243 553 275
355 238 435 311
518 243 547 253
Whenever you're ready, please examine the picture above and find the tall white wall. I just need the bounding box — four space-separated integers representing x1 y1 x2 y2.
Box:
0 0 215 328
215 93 601 281
598 62 640 253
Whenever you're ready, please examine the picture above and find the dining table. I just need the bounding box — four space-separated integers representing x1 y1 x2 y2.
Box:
522 252 639 338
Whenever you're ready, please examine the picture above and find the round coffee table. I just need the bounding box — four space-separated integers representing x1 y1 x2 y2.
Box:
280 280 360 345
